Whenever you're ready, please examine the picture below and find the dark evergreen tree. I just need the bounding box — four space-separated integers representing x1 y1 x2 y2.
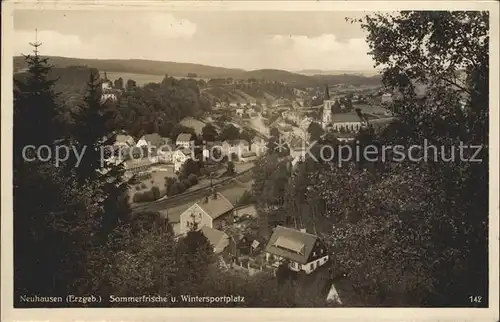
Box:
13 41 98 306
307 122 325 141
114 77 124 90
70 71 130 238
175 228 214 295
13 41 62 167
201 123 219 142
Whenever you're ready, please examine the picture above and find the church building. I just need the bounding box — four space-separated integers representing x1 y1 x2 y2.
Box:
321 85 336 130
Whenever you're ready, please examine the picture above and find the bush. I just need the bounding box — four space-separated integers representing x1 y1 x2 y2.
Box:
181 179 192 189
135 185 141 191
142 190 155 202
237 190 254 206
169 182 180 196
151 180 155 184
133 192 143 203
227 161 235 175
151 186 161 200
140 183 147 189
188 173 198 185
177 181 187 193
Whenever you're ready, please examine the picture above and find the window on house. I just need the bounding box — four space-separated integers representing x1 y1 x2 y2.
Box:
320 249 323 254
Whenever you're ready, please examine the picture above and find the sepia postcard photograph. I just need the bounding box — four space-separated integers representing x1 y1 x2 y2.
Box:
1 0 499 321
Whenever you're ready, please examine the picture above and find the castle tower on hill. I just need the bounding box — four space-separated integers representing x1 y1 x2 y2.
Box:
322 85 335 130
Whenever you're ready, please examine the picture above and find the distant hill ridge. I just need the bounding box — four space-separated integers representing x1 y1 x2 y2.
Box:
13 56 381 86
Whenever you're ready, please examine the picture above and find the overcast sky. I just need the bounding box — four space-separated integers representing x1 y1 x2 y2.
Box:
14 10 377 71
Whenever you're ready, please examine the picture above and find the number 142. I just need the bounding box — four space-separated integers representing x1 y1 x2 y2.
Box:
469 296 482 303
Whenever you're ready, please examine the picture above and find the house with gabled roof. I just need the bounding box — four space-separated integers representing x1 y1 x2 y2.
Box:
176 133 194 149
200 226 230 254
264 226 329 275
178 191 235 236
114 134 136 148
136 133 165 148
173 148 192 172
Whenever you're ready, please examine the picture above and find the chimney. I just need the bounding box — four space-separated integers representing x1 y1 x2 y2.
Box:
204 196 209 203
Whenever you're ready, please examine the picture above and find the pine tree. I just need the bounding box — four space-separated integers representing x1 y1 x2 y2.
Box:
13 40 98 306
13 39 62 168
70 71 112 183
175 227 214 295
69 71 130 238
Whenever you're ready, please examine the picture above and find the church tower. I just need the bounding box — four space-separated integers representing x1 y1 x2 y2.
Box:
321 85 335 130
101 71 112 90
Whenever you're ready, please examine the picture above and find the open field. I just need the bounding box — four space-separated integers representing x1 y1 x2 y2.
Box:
128 164 176 198
179 117 207 135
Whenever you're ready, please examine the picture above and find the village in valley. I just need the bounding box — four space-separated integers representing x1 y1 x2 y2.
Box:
95 71 397 305
11 9 490 310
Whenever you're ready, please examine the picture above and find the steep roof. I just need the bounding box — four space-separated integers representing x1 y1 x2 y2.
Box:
176 133 193 142
331 112 364 123
115 134 135 146
264 226 319 264
200 225 228 247
141 133 164 146
197 192 234 220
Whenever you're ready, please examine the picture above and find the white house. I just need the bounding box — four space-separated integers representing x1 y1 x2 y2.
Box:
381 93 393 104
123 157 155 179
173 149 192 172
264 226 329 275
175 133 194 149
229 102 238 108
101 92 118 103
236 108 245 117
179 191 235 236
